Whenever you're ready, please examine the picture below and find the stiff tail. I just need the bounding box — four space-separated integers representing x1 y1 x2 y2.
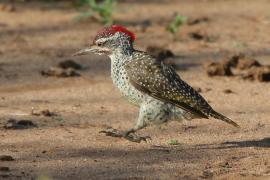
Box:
210 110 240 128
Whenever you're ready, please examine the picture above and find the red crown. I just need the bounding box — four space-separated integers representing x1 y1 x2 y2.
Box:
95 25 136 42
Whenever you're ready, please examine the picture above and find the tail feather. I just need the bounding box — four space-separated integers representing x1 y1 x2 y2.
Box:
210 110 240 128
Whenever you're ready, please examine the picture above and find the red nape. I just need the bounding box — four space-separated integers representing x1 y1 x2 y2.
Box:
111 25 136 41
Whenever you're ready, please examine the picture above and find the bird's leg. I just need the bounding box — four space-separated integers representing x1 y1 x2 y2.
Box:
99 99 174 143
100 105 152 143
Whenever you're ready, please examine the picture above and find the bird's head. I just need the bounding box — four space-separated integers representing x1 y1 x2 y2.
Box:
73 25 136 57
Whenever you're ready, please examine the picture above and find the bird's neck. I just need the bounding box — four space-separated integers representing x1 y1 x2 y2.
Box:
109 48 134 67
109 49 134 86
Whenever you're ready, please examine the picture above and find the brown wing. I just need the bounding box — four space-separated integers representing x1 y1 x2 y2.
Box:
125 51 213 119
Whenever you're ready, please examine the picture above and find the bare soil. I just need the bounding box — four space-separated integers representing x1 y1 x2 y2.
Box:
0 0 270 179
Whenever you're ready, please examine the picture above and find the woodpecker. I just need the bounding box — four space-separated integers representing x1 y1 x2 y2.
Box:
74 25 239 143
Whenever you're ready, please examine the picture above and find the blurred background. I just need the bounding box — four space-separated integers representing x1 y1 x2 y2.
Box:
0 0 270 85
0 0 270 179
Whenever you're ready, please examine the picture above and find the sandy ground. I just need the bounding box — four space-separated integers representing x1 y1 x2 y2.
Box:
0 0 270 179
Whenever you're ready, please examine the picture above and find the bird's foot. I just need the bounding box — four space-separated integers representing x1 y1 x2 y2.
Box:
124 132 151 143
99 128 151 143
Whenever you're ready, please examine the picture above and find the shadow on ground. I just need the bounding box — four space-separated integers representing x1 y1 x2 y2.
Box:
197 137 270 149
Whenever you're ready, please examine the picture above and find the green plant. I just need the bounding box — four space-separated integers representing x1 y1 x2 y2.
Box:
167 13 187 38
77 0 117 25
167 139 179 146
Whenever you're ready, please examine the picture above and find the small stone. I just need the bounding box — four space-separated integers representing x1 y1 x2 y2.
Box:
223 89 234 94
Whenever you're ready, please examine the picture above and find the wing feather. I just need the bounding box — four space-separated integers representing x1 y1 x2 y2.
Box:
125 52 212 119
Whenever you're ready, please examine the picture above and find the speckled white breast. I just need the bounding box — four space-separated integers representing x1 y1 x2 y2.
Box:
110 56 144 106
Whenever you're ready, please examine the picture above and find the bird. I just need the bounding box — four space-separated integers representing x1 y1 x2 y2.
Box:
73 25 239 143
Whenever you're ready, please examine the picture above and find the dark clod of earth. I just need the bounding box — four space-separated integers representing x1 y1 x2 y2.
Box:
146 46 174 61
0 155 14 161
189 32 215 42
205 54 270 82
242 66 270 82
223 89 234 94
58 60 82 70
205 61 233 76
146 46 175 67
229 54 261 70
189 32 205 40
187 17 209 25
31 109 56 117
41 67 80 77
4 119 37 129
40 109 55 116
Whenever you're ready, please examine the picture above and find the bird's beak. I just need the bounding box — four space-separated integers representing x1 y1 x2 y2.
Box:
72 45 109 56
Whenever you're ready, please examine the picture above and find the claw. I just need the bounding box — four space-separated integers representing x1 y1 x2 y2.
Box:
99 128 123 137
99 128 151 143
125 134 151 143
